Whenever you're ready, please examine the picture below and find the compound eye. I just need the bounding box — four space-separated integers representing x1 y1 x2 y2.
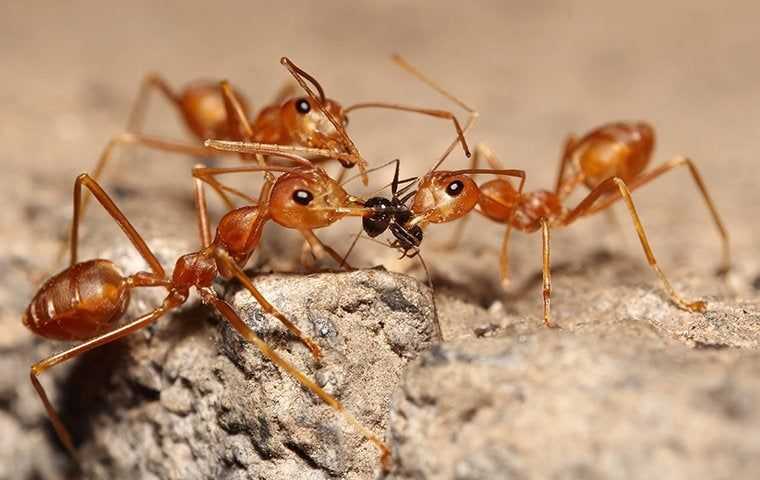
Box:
445 179 465 196
295 98 311 114
292 189 313 205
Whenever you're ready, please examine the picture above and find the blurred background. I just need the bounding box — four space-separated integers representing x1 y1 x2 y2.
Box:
1 1 759 477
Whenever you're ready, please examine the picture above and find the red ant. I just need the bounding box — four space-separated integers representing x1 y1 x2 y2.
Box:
24 149 397 469
64 56 471 263
89 56 471 192
358 59 730 328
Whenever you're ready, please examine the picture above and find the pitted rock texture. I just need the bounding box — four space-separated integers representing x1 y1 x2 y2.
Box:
389 332 760 480
50 269 435 480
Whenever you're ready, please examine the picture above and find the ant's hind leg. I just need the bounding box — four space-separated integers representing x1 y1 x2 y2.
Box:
69 174 165 278
562 177 707 313
31 301 175 461
585 156 730 276
126 74 180 134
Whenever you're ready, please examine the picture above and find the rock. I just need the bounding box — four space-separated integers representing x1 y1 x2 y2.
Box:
61 268 436 479
388 320 760 480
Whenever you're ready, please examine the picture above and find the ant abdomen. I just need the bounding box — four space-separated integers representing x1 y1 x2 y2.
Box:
180 81 251 140
572 122 655 188
23 260 130 341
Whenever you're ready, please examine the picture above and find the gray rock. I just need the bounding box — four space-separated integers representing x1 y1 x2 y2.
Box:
64 268 436 479
388 324 760 480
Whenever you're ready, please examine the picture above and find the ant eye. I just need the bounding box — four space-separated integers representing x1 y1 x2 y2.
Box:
292 189 313 205
445 180 465 196
295 99 311 114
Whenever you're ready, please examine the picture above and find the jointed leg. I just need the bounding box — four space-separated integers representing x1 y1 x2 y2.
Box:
583 156 730 274
193 172 213 248
200 289 391 470
214 250 323 361
562 177 706 312
69 174 165 278
539 218 558 328
343 101 471 157
58 133 234 261
554 134 579 197
31 299 176 461
126 73 179 134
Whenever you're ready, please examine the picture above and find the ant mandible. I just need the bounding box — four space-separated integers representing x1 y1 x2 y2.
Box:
24 151 394 469
364 59 730 328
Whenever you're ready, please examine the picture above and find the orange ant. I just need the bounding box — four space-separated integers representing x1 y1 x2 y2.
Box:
24 149 397 469
359 59 730 328
64 56 471 263
90 56 471 191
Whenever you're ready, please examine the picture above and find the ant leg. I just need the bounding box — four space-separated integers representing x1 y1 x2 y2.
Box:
125 73 179 134
193 172 213 248
205 139 355 167
344 102 471 157
59 132 232 261
214 250 323 361
584 156 730 275
554 134 581 197
200 288 391 470
299 229 354 270
562 177 706 313
31 298 177 461
69 174 165 278
539 218 559 328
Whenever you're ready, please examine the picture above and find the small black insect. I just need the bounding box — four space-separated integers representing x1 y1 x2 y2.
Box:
362 159 423 257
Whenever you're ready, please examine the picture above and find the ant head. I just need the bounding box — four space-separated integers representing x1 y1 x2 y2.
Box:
410 171 479 224
269 166 360 229
281 97 350 155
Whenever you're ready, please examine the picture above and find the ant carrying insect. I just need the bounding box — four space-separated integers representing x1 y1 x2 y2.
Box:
24 148 403 469
356 58 730 329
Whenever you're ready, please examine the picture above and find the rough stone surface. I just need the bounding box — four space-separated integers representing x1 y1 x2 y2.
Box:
389 330 760 480
66 268 435 480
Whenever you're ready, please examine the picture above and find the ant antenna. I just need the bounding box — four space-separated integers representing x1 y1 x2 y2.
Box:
340 158 401 187
390 54 480 178
391 54 477 113
279 57 326 103
280 57 368 184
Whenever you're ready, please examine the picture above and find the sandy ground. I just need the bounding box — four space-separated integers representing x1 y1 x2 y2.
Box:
1 1 759 477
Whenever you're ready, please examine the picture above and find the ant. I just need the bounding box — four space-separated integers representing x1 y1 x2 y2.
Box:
89 55 472 192
362 59 730 329
24 149 398 469
64 56 472 263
